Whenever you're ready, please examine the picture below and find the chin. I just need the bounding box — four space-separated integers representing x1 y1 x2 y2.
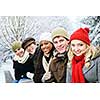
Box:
59 51 65 53
75 53 82 56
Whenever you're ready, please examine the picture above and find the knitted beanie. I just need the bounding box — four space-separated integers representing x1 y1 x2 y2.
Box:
51 27 69 40
12 41 21 52
70 27 90 45
39 32 52 42
22 37 36 50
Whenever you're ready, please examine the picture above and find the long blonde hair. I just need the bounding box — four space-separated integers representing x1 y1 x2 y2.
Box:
67 44 97 68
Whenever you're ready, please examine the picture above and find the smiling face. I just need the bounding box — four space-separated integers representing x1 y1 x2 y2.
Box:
40 40 53 56
70 40 87 56
53 36 69 53
26 43 37 55
15 48 24 57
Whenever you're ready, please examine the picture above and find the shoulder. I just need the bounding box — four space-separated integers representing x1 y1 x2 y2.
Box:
50 57 60 64
34 47 43 57
92 46 100 60
94 56 100 62
91 55 100 66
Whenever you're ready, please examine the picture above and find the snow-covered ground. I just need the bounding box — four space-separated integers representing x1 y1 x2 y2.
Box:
0 59 14 83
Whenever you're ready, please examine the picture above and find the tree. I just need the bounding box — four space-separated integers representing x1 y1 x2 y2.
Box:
1 16 92 62
81 16 100 46
0 16 70 61
0 16 37 61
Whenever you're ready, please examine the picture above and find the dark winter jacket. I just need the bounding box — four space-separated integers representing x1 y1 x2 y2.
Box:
13 48 39 81
13 54 34 80
46 52 68 83
33 47 54 83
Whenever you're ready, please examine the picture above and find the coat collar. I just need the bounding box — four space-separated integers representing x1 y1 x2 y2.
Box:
83 60 95 74
13 51 29 64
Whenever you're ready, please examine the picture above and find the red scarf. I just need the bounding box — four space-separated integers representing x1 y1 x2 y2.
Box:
71 54 85 83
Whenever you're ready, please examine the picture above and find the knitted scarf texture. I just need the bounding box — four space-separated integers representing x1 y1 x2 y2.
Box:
71 54 85 83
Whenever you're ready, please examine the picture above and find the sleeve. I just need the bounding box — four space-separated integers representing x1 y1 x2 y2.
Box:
33 49 44 83
45 71 56 83
66 67 72 83
45 61 56 83
97 57 100 82
33 65 43 83
13 60 18 69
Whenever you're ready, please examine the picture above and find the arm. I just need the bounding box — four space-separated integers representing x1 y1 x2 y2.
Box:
45 62 56 83
97 56 100 82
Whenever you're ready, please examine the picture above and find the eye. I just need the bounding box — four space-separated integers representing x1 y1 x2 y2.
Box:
59 39 64 42
71 44 75 47
44 42 48 45
79 43 83 46
17 48 20 50
15 50 17 53
53 41 58 44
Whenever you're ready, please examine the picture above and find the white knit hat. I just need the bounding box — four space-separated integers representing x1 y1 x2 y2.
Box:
39 32 52 42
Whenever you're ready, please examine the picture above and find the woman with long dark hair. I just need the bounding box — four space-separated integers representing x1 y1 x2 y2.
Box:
33 32 55 83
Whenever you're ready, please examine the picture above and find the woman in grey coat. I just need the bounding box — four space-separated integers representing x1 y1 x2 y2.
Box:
66 27 100 83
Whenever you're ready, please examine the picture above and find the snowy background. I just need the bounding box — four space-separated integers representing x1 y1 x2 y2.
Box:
0 16 100 83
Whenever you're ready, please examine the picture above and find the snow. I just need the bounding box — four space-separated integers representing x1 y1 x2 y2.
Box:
0 16 99 80
0 59 14 83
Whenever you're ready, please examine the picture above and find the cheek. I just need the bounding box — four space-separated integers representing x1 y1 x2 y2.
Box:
15 52 19 56
15 50 20 55
28 46 33 50
71 47 74 51
26 47 31 52
81 45 87 51
49 44 53 49
48 46 53 52
63 41 68 48
53 43 57 48
41 46 44 51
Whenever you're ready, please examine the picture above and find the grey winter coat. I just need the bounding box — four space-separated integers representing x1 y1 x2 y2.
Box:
66 54 100 83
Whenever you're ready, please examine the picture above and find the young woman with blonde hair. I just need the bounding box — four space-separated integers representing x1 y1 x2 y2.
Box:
66 27 100 83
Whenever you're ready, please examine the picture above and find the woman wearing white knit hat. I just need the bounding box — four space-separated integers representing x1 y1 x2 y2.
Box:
33 32 55 83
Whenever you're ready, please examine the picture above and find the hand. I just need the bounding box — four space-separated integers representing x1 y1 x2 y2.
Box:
27 72 34 79
41 72 51 82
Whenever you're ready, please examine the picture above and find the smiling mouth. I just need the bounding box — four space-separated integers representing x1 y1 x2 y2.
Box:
74 52 81 54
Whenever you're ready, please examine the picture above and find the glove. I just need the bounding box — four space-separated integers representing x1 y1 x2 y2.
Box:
27 72 34 79
41 72 51 82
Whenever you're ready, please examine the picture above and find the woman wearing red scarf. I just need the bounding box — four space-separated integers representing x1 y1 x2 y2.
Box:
66 27 100 83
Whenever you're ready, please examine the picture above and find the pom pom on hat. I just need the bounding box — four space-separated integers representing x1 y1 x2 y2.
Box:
39 32 52 42
70 27 90 45
12 41 21 52
84 27 89 33
51 27 69 40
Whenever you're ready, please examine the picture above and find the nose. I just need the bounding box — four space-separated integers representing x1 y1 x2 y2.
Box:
57 42 62 47
74 46 79 52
